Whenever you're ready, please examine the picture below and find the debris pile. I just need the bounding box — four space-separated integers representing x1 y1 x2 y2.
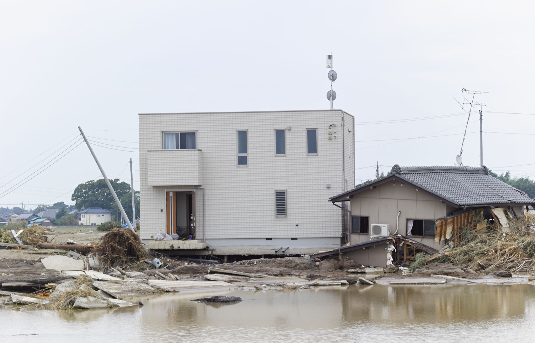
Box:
193 296 242 303
430 214 535 273
93 228 147 268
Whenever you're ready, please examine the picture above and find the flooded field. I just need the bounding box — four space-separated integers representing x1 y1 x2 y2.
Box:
2 284 535 342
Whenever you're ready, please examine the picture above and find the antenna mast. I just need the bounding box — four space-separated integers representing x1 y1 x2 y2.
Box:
326 54 337 109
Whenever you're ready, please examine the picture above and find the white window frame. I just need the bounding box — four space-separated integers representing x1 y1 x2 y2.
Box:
162 131 198 150
237 130 248 166
275 129 286 156
275 190 287 217
306 129 318 155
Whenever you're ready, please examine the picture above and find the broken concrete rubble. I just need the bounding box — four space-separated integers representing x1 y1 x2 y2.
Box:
41 255 85 271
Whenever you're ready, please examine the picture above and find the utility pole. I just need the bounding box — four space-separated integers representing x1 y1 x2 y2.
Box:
78 126 134 232
457 88 487 167
130 158 136 229
376 162 379 179
479 103 483 167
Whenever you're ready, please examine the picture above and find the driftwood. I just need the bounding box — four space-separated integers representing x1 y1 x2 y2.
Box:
38 243 93 254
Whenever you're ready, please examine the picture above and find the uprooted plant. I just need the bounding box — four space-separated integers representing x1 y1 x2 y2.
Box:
434 212 535 273
93 228 147 268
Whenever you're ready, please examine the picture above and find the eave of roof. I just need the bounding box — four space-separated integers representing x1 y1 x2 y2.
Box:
330 174 460 207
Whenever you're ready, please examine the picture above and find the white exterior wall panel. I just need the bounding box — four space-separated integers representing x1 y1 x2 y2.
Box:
139 110 355 242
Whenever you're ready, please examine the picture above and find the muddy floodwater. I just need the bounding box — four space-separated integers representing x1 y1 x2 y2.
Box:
2 284 535 342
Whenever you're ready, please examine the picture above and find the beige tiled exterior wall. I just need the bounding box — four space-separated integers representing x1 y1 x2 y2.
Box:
139 110 355 242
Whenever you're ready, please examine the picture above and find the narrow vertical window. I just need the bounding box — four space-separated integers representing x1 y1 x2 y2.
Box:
275 190 287 216
237 130 248 165
307 129 317 154
275 130 285 155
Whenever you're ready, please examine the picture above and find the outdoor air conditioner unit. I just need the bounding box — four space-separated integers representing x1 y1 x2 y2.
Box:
370 224 390 239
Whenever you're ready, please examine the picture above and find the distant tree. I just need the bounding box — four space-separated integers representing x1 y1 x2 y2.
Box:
489 170 535 199
71 179 131 211
12 207 24 215
51 201 67 209
55 213 78 226
55 207 68 220
33 204 50 214
110 191 140 222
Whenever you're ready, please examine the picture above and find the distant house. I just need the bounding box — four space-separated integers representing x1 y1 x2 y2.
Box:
37 209 60 219
77 208 112 226
0 217 7 226
28 218 54 227
318 165 535 267
9 214 19 222
14 213 40 223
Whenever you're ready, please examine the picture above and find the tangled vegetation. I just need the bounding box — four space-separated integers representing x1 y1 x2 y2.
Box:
433 213 535 273
93 228 146 268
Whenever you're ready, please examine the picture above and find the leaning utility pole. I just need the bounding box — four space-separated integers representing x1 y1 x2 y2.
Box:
78 127 134 232
130 158 136 229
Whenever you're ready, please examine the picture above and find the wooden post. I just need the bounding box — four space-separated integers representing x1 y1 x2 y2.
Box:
404 243 407 262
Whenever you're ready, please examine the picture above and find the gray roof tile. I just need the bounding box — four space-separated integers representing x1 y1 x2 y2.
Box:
332 165 535 207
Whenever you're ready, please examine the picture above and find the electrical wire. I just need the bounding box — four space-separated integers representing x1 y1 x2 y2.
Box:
88 140 136 152
0 140 84 198
355 113 466 126
87 135 139 144
0 134 81 187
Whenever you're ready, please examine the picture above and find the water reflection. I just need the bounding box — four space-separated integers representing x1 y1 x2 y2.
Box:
339 284 534 323
1 285 535 343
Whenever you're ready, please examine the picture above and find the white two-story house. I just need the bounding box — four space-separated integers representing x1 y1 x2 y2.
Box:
139 110 355 255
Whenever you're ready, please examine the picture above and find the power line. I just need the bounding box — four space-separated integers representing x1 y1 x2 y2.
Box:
0 133 80 186
354 113 466 126
87 135 139 144
0 140 84 198
88 140 136 152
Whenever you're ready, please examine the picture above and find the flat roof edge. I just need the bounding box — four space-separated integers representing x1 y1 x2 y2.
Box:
139 109 352 116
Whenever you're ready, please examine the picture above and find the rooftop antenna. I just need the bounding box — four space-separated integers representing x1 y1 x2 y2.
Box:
326 54 337 109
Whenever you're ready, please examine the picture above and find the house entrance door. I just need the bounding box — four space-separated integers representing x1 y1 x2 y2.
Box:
166 191 194 239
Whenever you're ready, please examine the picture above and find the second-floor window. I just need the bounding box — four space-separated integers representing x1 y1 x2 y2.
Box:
307 129 317 154
163 132 196 149
237 130 248 165
275 130 285 155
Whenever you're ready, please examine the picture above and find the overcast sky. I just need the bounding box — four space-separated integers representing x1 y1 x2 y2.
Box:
1 1 535 208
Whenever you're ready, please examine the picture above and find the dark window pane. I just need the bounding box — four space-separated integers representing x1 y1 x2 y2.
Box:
424 220 436 236
360 217 369 234
307 130 317 154
352 216 360 234
238 156 247 165
411 220 424 236
276 130 285 155
163 133 179 149
180 132 196 149
238 131 247 154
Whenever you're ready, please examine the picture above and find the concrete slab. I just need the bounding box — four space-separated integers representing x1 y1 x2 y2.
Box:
61 270 121 281
10 294 46 305
145 240 208 250
389 278 446 285
73 296 109 309
148 280 234 292
41 255 85 271
93 280 158 297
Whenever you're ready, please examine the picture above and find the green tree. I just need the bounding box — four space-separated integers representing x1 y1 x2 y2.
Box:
55 207 68 220
489 170 535 199
71 179 131 211
56 213 78 226
12 207 24 215
110 191 140 222
51 201 67 209
33 204 50 214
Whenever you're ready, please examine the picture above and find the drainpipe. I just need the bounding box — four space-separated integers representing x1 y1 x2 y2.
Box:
394 211 401 234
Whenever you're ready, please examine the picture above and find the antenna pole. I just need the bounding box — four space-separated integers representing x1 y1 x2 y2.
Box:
130 158 136 229
480 103 483 167
78 126 134 232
